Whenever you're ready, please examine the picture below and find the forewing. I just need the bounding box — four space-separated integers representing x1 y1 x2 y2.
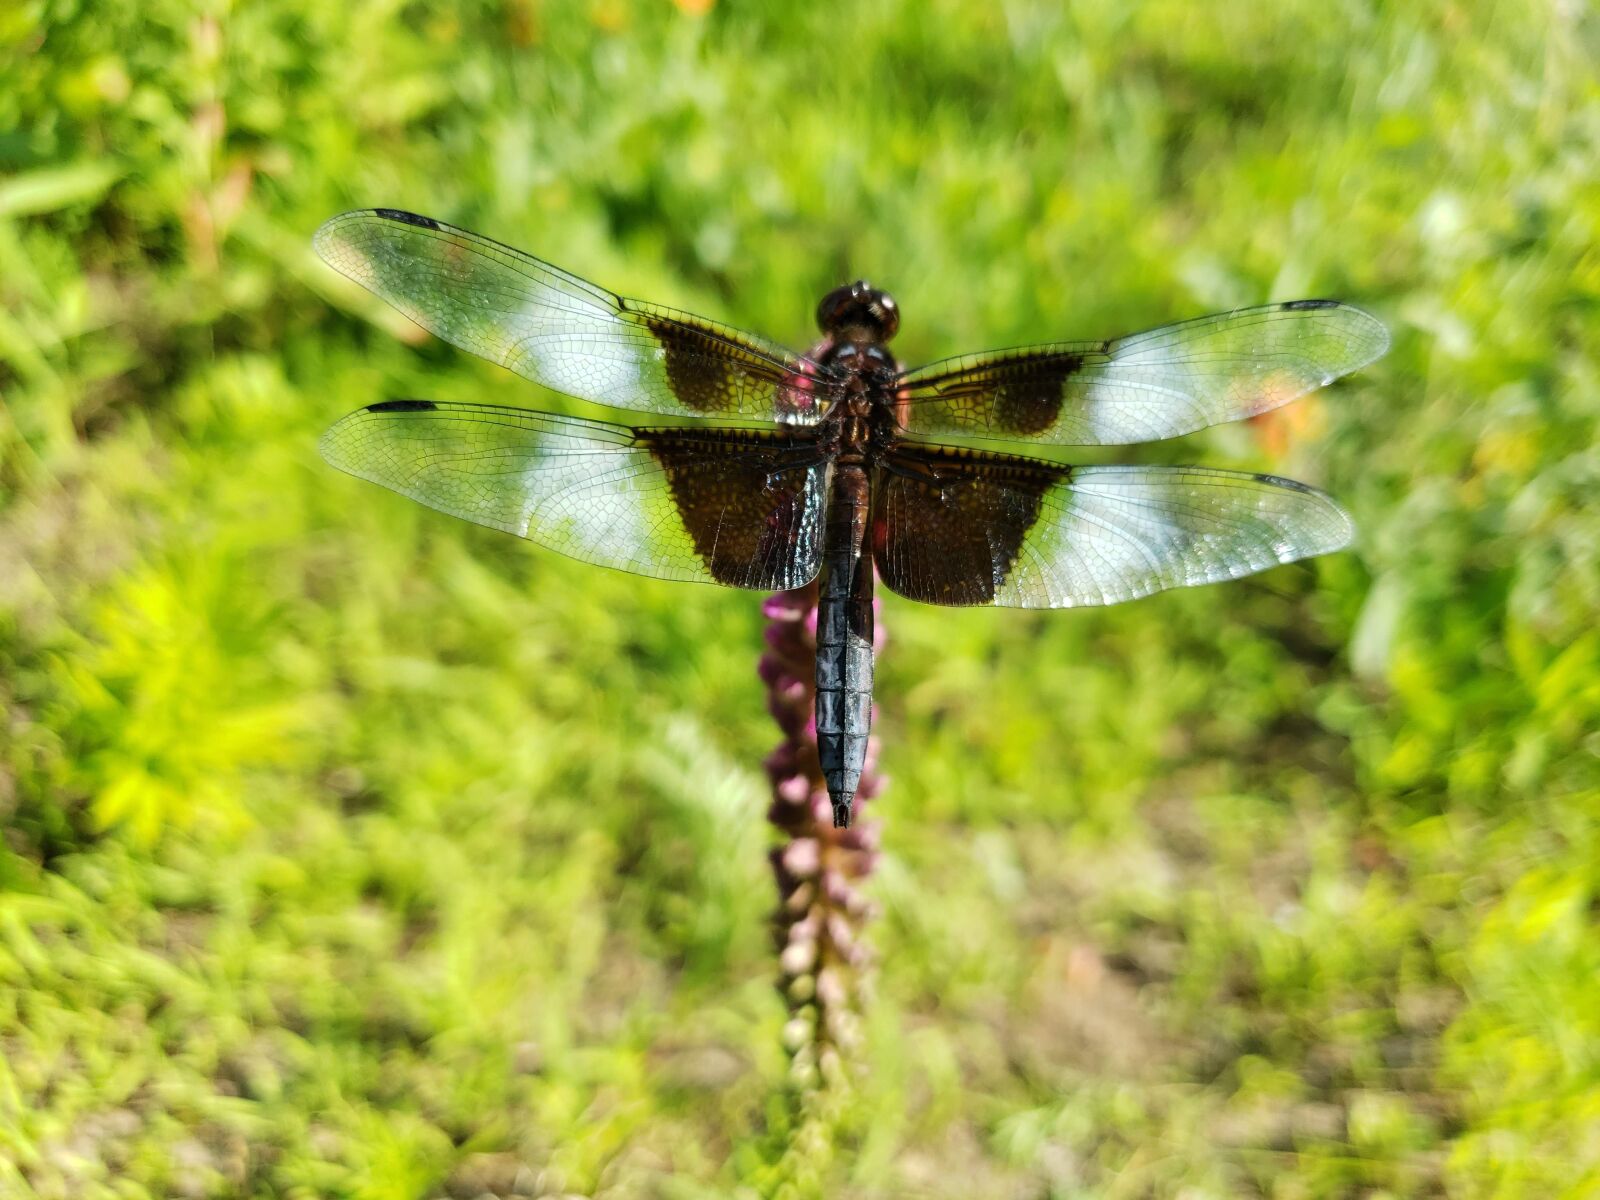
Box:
873 443 1352 607
315 210 833 423
895 301 1388 445
322 401 830 590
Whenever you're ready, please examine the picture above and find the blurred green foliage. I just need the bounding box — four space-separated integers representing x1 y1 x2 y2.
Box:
2 0 1598 1196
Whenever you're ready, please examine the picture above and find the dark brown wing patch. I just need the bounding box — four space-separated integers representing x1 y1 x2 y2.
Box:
635 427 831 588
990 351 1084 435
895 348 1090 440
640 314 743 414
873 442 1070 605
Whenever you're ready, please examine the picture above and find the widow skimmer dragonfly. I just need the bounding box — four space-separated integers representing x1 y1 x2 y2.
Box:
315 209 1388 828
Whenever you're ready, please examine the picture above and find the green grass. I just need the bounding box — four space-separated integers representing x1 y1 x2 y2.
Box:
3 0 1599 1196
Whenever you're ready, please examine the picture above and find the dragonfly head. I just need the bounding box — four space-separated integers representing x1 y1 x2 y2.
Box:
817 280 899 343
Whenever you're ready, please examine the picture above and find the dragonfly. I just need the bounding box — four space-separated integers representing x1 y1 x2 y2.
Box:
314 209 1388 828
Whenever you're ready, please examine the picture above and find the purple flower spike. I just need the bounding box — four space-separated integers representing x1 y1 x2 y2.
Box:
758 578 883 1097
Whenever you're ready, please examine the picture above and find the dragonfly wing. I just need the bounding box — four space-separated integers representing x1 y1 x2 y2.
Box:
315 210 834 424
322 400 831 590
874 442 1352 607
895 301 1388 445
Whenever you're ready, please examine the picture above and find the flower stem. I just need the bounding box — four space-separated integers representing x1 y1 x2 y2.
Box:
759 581 884 1103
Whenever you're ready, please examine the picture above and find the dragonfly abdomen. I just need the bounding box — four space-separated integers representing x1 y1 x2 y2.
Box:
815 464 874 828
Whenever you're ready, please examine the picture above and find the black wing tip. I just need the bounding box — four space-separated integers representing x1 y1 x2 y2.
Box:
370 208 441 230
1248 470 1324 493
1250 472 1357 551
317 400 440 473
313 208 441 247
1278 297 1392 364
317 400 440 465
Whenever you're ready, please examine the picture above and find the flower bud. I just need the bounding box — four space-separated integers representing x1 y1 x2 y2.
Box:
783 1009 816 1052
782 837 822 879
815 966 847 1011
780 938 818 977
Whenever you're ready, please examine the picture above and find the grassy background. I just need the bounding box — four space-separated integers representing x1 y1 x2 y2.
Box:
3 1 1598 1196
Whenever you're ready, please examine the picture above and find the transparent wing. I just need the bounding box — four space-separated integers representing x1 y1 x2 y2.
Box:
315 210 834 424
895 301 1388 445
322 400 830 590
874 443 1352 607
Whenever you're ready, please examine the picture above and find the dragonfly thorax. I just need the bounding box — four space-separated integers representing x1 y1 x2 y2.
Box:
818 339 896 373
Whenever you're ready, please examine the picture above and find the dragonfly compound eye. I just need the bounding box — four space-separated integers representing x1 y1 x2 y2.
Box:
817 280 899 342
